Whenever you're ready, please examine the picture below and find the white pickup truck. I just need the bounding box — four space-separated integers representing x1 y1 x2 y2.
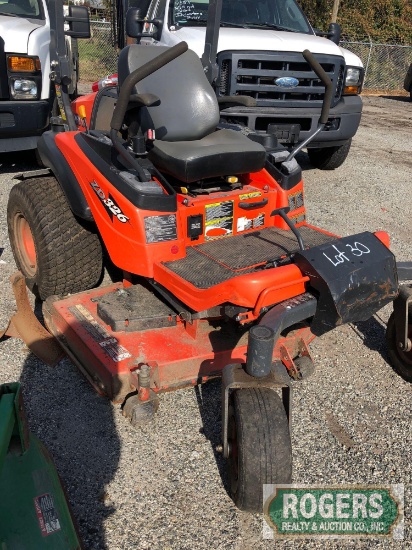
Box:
0 0 78 152
131 0 364 169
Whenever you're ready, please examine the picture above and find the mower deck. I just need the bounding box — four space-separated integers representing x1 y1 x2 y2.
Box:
42 284 254 402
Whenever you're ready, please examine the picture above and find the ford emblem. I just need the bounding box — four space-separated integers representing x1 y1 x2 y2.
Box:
275 77 299 89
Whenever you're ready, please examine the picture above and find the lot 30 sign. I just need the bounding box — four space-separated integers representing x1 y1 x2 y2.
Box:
263 485 404 539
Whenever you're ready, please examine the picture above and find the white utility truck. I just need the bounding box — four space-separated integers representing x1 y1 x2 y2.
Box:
0 0 86 152
128 0 364 169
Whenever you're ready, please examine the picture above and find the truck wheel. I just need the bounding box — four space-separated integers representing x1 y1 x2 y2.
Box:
227 388 292 512
385 311 412 383
307 138 352 170
7 176 103 300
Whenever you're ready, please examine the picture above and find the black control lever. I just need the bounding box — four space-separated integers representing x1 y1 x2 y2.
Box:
286 49 334 162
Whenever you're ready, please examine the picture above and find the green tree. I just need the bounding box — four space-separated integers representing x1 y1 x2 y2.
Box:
299 0 412 43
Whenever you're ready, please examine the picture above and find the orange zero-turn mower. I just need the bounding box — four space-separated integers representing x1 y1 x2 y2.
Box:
6 39 402 512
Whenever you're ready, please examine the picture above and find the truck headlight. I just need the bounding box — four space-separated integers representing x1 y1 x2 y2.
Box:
7 55 41 72
343 67 364 95
10 78 38 99
7 55 41 100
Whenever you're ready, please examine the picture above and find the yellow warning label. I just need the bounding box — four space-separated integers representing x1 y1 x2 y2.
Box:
239 192 261 200
205 200 234 239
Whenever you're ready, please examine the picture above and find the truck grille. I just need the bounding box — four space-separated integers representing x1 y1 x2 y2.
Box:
217 51 345 108
0 113 15 127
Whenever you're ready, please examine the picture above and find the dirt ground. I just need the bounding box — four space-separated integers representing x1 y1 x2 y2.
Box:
362 95 412 133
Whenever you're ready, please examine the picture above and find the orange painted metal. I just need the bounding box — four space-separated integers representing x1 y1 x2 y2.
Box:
71 93 94 127
52 131 337 313
374 230 390 248
154 261 309 312
42 283 315 402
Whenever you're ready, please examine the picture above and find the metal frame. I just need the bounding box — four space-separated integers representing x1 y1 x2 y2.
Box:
393 284 412 352
397 261 412 281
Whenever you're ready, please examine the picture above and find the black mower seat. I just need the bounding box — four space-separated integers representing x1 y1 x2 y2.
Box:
117 45 266 182
148 129 266 183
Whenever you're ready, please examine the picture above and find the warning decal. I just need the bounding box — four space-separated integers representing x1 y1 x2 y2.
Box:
237 213 265 232
144 214 177 243
69 304 132 362
239 192 261 200
205 200 234 240
34 493 61 537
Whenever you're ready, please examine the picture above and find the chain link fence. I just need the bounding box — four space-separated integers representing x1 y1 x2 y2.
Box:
78 21 118 82
341 40 412 92
79 21 412 93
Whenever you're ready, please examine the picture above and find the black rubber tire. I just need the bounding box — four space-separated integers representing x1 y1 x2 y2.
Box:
386 311 412 383
7 176 103 300
307 138 352 170
227 388 292 512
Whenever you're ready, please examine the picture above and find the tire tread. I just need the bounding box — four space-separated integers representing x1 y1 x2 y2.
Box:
308 138 352 170
7 176 102 299
230 387 292 512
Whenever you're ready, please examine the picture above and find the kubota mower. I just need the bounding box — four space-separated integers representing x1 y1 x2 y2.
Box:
5 3 404 513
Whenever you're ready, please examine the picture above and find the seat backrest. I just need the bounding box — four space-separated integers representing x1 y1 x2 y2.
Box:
117 45 220 142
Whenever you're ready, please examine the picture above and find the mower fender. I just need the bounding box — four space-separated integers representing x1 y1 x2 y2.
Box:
294 232 398 336
37 131 93 222
0 383 82 548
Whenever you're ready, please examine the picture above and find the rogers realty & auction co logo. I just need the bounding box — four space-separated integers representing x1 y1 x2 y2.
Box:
263 485 404 539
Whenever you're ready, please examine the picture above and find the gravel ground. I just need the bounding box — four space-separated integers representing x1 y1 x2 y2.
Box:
0 95 411 549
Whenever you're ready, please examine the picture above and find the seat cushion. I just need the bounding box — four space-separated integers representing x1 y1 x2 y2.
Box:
148 129 266 183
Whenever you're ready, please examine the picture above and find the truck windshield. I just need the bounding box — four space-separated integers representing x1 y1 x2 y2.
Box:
170 0 312 34
0 0 43 18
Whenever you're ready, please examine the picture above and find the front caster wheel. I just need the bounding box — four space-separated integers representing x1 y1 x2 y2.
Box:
386 311 412 382
227 388 292 512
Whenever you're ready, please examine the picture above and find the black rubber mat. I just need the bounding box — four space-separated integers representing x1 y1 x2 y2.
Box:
164 225 337 289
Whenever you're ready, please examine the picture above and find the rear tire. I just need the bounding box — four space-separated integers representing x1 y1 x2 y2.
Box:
227 388 292 512
7 176 103 300
307 138 352 170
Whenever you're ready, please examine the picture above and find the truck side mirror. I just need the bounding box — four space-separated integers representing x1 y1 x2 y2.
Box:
65 6 91 39
126 7 163 43
327 23 341 45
